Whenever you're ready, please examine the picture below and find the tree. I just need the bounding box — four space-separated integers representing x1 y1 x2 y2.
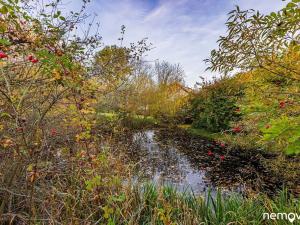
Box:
205 1 300 81
204 0 300 154
154 60 185 85
93 45 132 93
92 32 151 93
0 0 100 154
0 0 107 221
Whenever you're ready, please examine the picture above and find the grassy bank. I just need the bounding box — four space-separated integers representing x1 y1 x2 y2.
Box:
121 114 159 129
97 112 159 130
179 124 261 149
178 124 218 140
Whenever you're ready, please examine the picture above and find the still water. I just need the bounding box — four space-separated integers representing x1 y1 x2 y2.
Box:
117 130 245 194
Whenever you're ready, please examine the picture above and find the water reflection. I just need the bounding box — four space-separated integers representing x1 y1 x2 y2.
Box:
112 129 283 195
126 130 219 193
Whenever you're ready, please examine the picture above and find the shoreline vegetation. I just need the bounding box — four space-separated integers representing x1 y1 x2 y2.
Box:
0 0 299 224
80 183 300 225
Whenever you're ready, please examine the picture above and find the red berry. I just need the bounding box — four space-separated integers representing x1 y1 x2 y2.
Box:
28 55 34 61
208 151 213 156
220 155 225 161
232 126 242 133
31 58 39 63
50 128 57 136
220 143 225 148
279 101 286 109
0 52 8 59
16 127 23 132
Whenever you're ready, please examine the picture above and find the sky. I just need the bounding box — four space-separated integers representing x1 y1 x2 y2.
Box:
82 0 286 86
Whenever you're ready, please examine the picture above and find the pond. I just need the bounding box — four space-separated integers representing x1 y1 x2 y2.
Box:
111 129 283 195
131 130 210 194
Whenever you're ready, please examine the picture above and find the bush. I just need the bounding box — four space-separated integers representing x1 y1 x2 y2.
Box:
190 77 243 132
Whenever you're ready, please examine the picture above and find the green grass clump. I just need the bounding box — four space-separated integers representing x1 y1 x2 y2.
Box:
121 115 159 129
178 124 222 140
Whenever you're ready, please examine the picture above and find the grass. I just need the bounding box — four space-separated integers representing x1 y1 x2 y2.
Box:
178 124 218 140
1 148 298 224
106 183 300 225
98 112 119 122
98 111 159 129
125 115 159 129
179 124 261 149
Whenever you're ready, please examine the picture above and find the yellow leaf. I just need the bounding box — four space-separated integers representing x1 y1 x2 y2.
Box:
52 69 62 80
2 139 13 148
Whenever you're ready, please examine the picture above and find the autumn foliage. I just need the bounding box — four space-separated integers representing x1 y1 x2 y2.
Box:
0 0 299 224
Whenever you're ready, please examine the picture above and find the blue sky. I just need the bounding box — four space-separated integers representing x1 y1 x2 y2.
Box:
83 0 286 86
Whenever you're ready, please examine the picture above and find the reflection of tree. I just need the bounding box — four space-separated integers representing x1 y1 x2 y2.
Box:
115 129 282 195
136 131 188 182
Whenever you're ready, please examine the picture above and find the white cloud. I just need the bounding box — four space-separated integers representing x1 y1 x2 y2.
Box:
85 0 287 86
231 0 286 13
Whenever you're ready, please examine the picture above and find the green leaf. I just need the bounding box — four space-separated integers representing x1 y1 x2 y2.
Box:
102 206 114 219
285 139 300 155
85 175 102 191
0 38 11 46
0 6 8 14
270 12 277 18
286 2 297 8
107 218 116 225
110 193 126 202
53 11 61 18
0 112 12 118
261 116 300 154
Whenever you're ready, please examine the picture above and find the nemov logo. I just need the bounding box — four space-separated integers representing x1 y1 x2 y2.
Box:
263 213 300 223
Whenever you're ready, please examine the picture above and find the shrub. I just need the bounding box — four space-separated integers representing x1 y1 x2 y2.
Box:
190 77 243 132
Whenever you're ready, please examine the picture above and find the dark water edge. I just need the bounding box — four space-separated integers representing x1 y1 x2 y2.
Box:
108 128 295 196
